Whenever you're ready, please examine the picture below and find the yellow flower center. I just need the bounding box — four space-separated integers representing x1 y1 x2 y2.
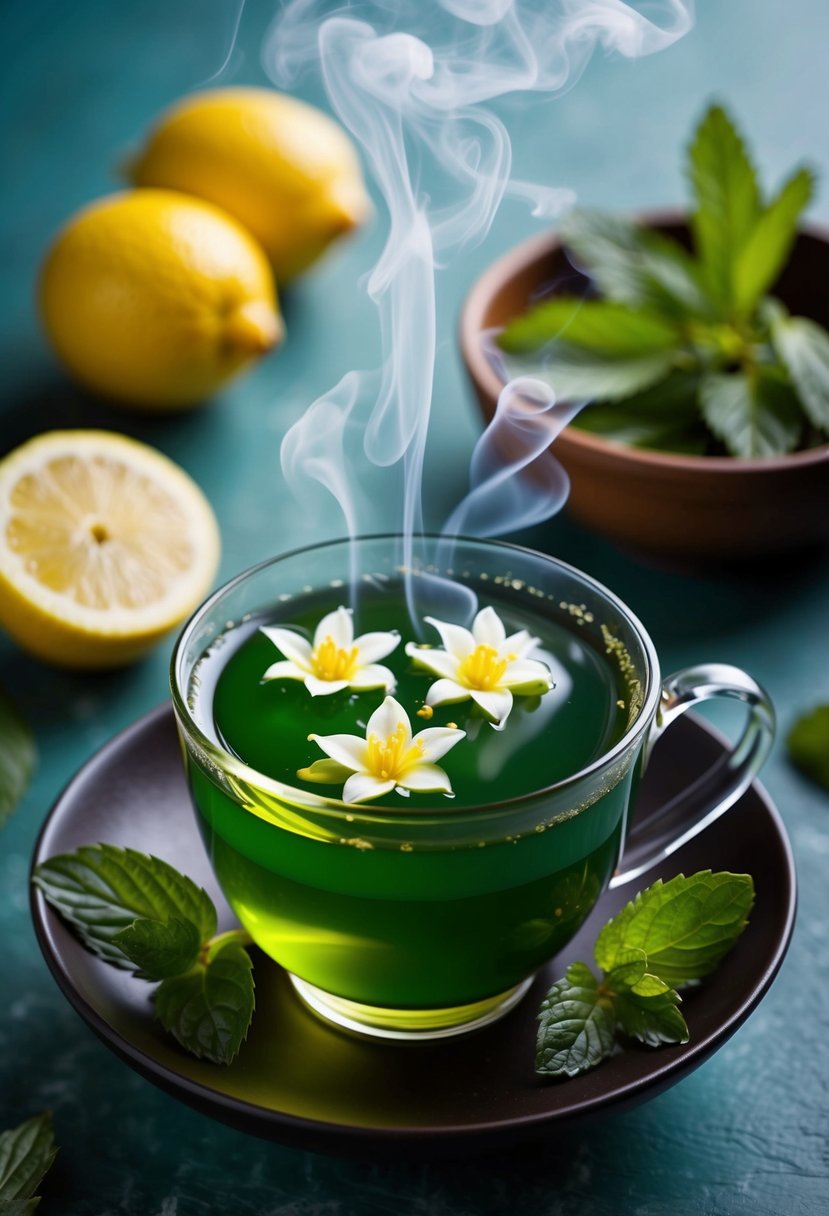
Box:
457 643 511 691
311 635 359 682
365 723 424 781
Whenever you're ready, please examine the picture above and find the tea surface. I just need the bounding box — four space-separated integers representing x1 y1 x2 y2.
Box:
188 580 639 1008
208 583 630 808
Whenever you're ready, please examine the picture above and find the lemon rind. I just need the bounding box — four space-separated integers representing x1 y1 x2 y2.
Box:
0 430 220 641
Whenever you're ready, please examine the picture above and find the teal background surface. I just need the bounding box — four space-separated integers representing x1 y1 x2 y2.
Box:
2 1 828 1211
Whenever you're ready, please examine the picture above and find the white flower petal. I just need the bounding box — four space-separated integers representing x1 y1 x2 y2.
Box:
424 616 475 660
314 606 353 649
472 605 506 647
305 676 349 697
425 679 472 708
343 773 396 804
260 626 313 670
355 631 400 663
412 726 466 763
470 688 514 725
397 764 453 794
309 732 368 771
405 643 461 680
261 660 306 682
366 696 411 746
503 658 554 692
348 663 396 691
501 629 539 659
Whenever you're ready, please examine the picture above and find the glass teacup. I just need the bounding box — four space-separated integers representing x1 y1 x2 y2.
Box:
171 535 774 1039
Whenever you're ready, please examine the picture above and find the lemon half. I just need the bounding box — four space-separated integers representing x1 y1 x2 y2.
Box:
0 431 220 668
128 88 371 281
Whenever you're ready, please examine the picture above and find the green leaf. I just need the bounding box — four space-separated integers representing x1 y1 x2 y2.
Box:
733 168 814 314
559 209 711 318
787 704 829 789
770 313 829 430
113 916 202 981
595 871 755 988
535 962 616 1078
499 298 679 357
0 1114 57 1208
615 987 689 1047
155 937 255 1065
574 405 708 453
33 845 217 968
699 371 802 457
0 690 36 830
0 1199 40 1215
604 946 647 993
571 420 705 454
604 944 689 1046
687 104 762 308
504 343 675 403
572 372 708 453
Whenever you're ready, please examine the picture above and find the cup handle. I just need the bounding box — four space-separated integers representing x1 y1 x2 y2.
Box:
610 663 775 889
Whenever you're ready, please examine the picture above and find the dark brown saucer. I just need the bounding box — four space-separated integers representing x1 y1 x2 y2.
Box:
31 704 795 1158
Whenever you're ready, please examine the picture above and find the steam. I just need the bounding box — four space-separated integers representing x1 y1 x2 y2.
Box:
443 376 585 538
263 0 693 585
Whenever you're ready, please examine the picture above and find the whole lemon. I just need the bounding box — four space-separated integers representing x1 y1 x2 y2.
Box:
127 87 371 281
39 189 282 409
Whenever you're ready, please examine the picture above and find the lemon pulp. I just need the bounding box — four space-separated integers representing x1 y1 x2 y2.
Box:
0 431 220 667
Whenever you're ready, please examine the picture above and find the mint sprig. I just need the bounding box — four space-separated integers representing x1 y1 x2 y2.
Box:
0 690 36 830
499 103 824 458
0 1113 57 1214
536 871 754 1079
33 846 254 1065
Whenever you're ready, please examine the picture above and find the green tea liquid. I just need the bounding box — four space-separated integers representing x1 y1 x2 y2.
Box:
187 582 638 1010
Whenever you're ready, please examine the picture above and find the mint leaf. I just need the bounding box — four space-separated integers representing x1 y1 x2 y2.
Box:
595 871 755 988
605 956 685 1044
499 298 678 357
155 937 255 1065
33 845 217 967
559 210 711 318
787 704 829 789
770 313 829 431
574 405 708 453
0 690 36 830
113 916 202 981
604 946 648 993
574 372 708 453
699 371 802 457
687 105 761 309
733 168 814 314
0 1114 57 1210
615 987 689 1047
505 344 675 403
535 962 616 1078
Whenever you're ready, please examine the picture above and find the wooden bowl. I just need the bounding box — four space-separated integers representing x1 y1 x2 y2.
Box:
459 213 829 562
